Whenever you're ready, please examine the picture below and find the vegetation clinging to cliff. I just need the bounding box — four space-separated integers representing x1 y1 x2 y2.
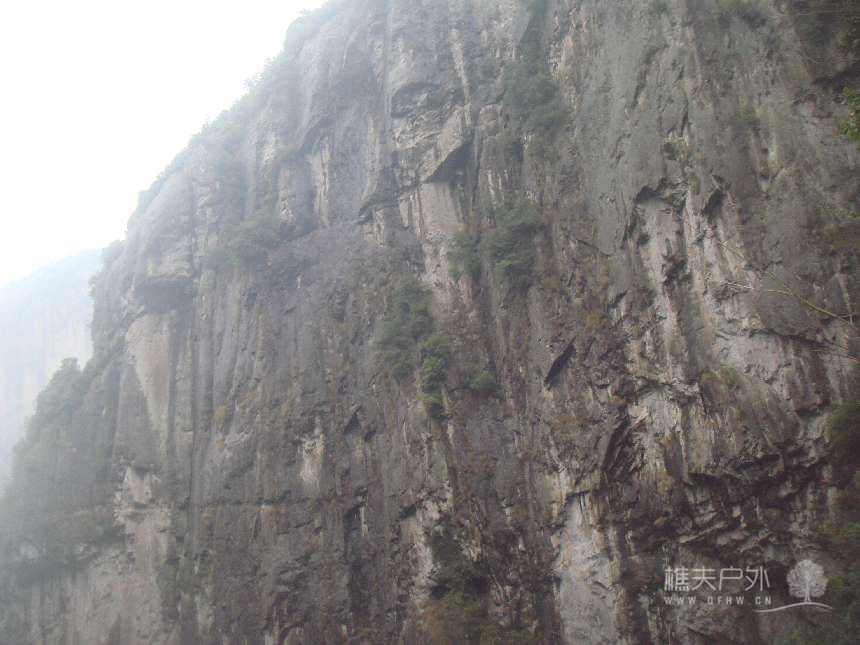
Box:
503 59 566 135
465 367 498 396
819 472 860 644
447 196 543 293
829 367 860 485
204 212 283 271
1 358 118 583
419 530 539 644
419 333 452 419
379 276 435 380
840 0 860 149
798 367 860 643
447 231 481 282
501 0 567 157
841 87 860 149
488 199 543 291
378 277 456 419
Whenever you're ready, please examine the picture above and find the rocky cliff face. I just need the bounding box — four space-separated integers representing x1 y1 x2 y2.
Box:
1 1 858 643
0 249 99 487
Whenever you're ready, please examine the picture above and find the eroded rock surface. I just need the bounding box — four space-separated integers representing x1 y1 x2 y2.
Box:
1 1 858 643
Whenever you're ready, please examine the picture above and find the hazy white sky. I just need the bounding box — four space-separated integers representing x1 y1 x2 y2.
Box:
0 0 324 288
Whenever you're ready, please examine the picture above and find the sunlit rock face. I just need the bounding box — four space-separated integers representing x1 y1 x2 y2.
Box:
0 249 99 488
0 1 857 643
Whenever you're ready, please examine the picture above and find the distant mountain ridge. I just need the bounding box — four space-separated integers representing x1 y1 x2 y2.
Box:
0 249 100 485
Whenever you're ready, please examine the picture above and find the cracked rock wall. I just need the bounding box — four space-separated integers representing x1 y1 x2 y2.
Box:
1 1 858 643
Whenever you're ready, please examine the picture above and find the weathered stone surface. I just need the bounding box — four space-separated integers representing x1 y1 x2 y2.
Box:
1 1 858 643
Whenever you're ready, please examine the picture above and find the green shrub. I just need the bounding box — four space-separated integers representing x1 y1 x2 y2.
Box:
841 87 860 149
389 349 416 380
420 532 486 645
420 589 483 644
421 333 452 361
529 97 568 132
739 104 761 132
381 312 422 379
421 392 446 420
466 368 498 396
420 590 540 645
502 0 568 140
503 63 568 138
649 0 670 17
390 276 435 339
420 354 448 391
229 213 282 264
205 213 282 271
27 359 86 434
500 128 524 161
836 2 860 150
380 322 416 379
418 531 539 643
488 199 543 291
379 276 436 382
420 334 452 391
505 64 557 116
419 333 452 418
448 231 481 282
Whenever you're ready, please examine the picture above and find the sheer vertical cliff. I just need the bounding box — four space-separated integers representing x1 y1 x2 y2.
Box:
1 1 858 643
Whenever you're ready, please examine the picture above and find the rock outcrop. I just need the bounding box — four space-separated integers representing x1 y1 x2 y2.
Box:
1 1 858 643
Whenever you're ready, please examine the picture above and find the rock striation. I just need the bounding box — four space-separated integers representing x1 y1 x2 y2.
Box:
1 1 858 643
